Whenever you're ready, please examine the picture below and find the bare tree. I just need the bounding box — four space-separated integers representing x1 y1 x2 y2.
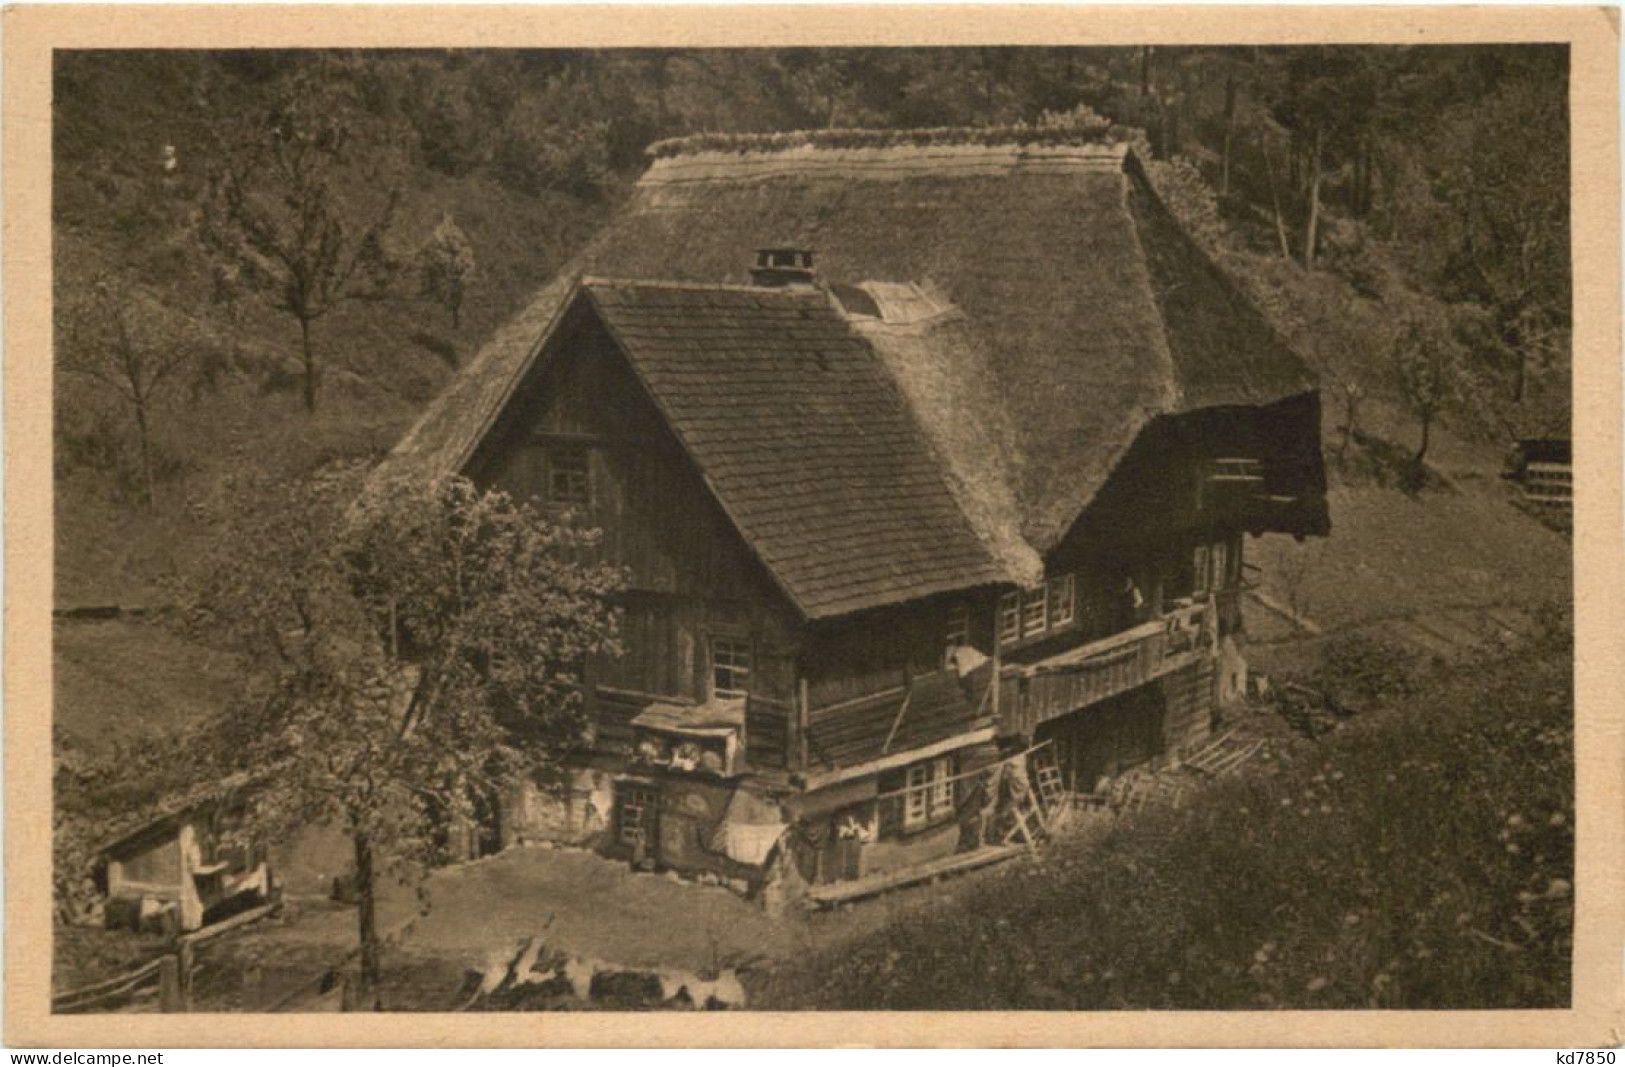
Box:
59 276 197 508
200 77 400 412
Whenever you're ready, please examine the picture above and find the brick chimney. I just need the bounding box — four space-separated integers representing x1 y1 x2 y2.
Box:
751 247 816 288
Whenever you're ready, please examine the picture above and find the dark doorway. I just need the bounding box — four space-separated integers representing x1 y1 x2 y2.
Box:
615 782 661 868
1037 683 1167 794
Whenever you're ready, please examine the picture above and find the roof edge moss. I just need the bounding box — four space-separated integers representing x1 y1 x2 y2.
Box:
645 122 1131 160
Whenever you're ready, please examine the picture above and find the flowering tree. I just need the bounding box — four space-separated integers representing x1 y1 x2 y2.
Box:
194 466 622 1002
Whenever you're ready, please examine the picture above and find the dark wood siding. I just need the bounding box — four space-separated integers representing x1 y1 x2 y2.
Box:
466 308 802 717
472 311 783 603
803 592 995 711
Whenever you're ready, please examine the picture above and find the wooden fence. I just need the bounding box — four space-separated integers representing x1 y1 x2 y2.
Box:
52 902 279 1015
53 955 181 1015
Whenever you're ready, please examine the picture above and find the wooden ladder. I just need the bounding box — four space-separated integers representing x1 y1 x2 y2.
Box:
1002 759 1052 851
1030 748 1067 818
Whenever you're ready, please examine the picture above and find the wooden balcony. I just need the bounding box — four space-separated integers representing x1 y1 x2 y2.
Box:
999 600 1215 737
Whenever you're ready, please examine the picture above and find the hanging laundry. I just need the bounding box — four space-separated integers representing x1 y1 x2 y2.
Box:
708 787 787 866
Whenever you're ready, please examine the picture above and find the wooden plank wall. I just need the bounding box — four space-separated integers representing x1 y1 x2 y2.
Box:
1158 657 1216 751
745 694 791 770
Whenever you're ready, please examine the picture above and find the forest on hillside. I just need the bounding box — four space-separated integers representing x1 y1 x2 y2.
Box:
53 45 1570 602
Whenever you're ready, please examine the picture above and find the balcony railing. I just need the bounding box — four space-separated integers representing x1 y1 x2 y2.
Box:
1000 599 1215 737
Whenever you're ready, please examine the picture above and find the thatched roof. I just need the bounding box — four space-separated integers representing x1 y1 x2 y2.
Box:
377 132 1320 607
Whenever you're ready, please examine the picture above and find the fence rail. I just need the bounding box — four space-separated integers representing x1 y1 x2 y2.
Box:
53 955 179 1014
54 902 281 1014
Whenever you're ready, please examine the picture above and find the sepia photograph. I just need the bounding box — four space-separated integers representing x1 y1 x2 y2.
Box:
7 5 1620 1047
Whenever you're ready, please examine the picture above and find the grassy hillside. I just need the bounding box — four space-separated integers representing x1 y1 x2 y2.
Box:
53 48 1570 608
53 54 619 606
758 631 1574 1010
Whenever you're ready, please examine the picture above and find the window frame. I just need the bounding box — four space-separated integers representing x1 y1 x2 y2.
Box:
545 444 592 508
1021 584 1048 639
1047 573 1076 629
710 636 752 700
902 756 956 830
998 592 1021 647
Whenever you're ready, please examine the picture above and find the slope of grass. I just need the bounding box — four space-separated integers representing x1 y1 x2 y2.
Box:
53 618 245 756
757 636 1574 1010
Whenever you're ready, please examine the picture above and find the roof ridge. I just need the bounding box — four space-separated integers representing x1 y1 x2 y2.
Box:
646 124 1127 161
580 275 825 297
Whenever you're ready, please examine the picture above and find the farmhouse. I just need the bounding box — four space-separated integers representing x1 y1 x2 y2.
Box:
373 131 1330 901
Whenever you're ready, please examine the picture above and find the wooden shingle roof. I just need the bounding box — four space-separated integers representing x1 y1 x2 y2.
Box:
582 280 1011 619
374 131 1325 608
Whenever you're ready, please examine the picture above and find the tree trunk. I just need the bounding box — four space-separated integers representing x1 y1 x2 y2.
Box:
1262 135 1292 260
1219 74 1238 196
1303 126 1324 271
353 831 381 1008
1337 391 1360 467
134 400 155 510
1415 414 1432 468
450 297 461 331
1140 47 1152 98
1357 135 1374 217
299 316 318 412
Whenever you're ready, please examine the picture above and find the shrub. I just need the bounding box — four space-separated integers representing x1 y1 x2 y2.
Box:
1315 632 1424 709
757 646 1573 1010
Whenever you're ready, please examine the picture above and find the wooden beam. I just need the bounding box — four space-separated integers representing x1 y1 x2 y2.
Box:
796 676 810 772
800 728 998 792
879 682 915 756
805 844 1026 906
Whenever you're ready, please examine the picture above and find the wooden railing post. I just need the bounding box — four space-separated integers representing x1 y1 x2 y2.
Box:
796 676 810 772
158 955 183 1013
178 939 195 1007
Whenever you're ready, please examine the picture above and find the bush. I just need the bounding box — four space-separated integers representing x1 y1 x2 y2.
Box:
758 646 1573 1010
1315 632 1424 709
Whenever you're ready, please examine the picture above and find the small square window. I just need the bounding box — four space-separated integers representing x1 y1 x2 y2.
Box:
1021 585 1047 638
903 756 955 830
998 592 1021 646
711 638 751 699
547 446 590 506
1048 574 1076 629
904 764 931 827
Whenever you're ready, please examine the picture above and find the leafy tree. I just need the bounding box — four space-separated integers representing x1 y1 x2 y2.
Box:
199 73 401 412
1431 77 1570 401
1390 316 1467 481
1265 48 1379 271
418 215 478 330
58 275 199 508
194 467 623 1002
